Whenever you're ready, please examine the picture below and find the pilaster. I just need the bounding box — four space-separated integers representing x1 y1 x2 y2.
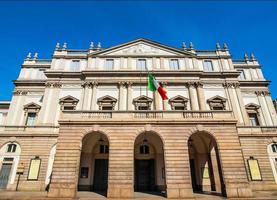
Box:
255 91 271 126
118 82 126 110
127 82 133 110
195 82 206 110
187 82 199 110
90 81 98 110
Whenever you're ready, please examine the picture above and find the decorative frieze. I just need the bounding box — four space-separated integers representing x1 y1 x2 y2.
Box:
222 82 240 88
185 81 203 88
255 90 271 96
13 90 28 96
81 81 98 88
45 82 62 88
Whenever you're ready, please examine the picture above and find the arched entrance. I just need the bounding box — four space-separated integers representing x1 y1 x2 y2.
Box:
78 132 109 196
188 131 226 197
134 131 166 196
0 142 21 189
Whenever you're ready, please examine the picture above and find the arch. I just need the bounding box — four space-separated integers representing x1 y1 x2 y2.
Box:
78 130 110 196
187 131 226 197
134 130 166 196
0 142 21 189
267 143 277 183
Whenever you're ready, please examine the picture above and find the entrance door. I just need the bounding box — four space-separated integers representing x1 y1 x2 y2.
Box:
135 159 155 191
93 159 108 191
0 163 12 189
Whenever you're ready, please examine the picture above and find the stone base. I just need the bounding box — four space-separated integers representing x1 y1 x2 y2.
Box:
225 183 253 198
166 186 194 199
107 184 133 198
48 183 76 198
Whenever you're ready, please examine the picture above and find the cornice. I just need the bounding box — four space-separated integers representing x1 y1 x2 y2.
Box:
239 80 270 87
13 80 46 87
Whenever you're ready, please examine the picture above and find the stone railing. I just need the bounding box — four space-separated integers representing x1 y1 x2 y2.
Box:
60 110 234 122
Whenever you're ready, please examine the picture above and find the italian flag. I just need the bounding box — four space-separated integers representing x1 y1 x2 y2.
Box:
148 74 168 100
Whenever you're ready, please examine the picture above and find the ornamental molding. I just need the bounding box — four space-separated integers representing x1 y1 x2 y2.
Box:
82 81 98 88
185 81 203 88
45 82 62 88
222 82 240 88
13 90 28 96
255 90 271 96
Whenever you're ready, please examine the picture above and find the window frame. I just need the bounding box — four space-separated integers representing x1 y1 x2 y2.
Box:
105 59 114 70
169 59 179 70
238 69 246 80
6 143 17 153
136 59 147 71
133 95 153 111
70 60 80 72
203 60 214 72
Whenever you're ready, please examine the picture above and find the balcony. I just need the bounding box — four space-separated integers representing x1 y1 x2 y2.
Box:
59 110 235 124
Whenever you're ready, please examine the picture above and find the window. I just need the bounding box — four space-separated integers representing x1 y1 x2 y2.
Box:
169 95 189 110
140 145 150 154
105 59 114 70
245 103 261 127
207 96 227 110
137 59 146 70
80 167 89 178
70 60 80 71
272 144 277 153
238 70 246 80
59 95 79 111
26 113 36 126
100 144 109 154
133 95 153 110
7 144 17 153
249 113 259 126
169 59 179 70
97 95 117 110
203 60 214 72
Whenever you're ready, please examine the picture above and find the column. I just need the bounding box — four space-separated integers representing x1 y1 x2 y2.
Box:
90 81 98 110
223 83 244 125
118 82 126 110
196 82 206 110
82 82 90 110
127 82 133 110
79 82 86 110
235 85 250 125
256 91 269 126
187 82 198 110
264 91 277 125
15 91 27 126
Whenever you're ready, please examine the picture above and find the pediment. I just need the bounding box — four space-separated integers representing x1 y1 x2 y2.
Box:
133 95 153 102
207 95 227 103
23 102 41 110
245 103 260 110
90 38 195 57
59 95 79 103
169 95 189 103
97 95 117 103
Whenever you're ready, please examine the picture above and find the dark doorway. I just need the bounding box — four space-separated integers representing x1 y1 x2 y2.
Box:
135 159 155 191
0 163 12 189
93 159 108 192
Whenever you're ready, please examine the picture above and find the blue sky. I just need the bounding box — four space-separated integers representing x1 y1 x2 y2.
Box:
0 1 277 100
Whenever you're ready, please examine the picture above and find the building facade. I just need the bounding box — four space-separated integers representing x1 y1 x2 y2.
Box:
0 38 277 199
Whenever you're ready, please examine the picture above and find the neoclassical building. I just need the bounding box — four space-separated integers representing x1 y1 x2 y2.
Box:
0 38 277 199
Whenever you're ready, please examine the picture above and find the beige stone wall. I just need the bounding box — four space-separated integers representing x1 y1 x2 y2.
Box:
48 122 253 198
0 136 57 191
239 136 277 191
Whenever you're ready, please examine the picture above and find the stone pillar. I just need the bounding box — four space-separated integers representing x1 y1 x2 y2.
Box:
12 90 27 126
107 135 134 198
235 86 250 125
79 83 86 110
127 82 133 110
5 90 20 125
256 91 269 126
161 82 168 110
187 82 198 110
196 82 206 110
118 82 126 110
223 83 244 125
264 91 277 125
90 81 98 110
81 82 90 110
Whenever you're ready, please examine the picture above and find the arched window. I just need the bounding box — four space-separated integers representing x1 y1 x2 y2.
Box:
6 144 17 153
140 145 150 154
272 143 277 153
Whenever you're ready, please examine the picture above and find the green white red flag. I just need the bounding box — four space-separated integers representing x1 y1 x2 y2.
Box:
148 74 168 100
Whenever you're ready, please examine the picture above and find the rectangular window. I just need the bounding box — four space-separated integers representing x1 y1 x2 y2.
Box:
63 106 75 111
105 59 114 70
26 113 36 126
27 157 41 180
249 113 259 126
169 59 179 70
238 70 246 80
174 106 185 110
137 59 146 70
203 60 213 72
80 167 89 178
70 60 80 71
